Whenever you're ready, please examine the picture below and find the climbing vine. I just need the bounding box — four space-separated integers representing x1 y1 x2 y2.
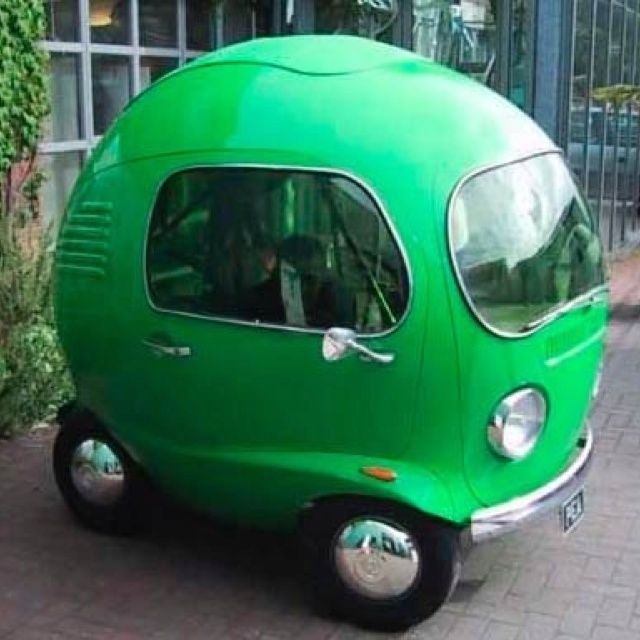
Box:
0 0 49 215
0 1 72 436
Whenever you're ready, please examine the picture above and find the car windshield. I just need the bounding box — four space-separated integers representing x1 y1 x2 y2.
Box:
450 152 606 334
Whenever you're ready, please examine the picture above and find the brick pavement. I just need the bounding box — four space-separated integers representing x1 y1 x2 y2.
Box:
0 252 639 640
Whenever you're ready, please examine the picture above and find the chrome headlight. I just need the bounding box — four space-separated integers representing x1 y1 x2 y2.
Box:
488 389 547 460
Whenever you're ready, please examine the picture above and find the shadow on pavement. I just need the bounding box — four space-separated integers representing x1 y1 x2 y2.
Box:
609 303 640 321
135 485 304 591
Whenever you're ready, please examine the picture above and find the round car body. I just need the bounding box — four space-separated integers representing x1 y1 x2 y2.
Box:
54 35 607 628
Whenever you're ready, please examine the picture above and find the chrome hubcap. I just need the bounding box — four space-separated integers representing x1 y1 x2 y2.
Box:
70 439 125 506
334 518 421 600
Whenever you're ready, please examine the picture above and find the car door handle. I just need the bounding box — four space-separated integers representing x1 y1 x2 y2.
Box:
322 328 395 365
142 339 192 358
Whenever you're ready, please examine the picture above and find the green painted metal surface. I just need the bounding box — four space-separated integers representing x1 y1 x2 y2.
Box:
55 35 607 530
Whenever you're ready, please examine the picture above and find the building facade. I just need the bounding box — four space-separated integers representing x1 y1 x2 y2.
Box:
42 0 639 250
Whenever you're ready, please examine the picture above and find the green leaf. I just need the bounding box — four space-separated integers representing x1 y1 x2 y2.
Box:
592 84 640 108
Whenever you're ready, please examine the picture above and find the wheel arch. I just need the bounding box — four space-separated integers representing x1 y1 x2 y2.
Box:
298 492 461 535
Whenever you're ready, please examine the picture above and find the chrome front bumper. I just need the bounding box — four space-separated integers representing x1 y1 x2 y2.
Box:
470 427 594 543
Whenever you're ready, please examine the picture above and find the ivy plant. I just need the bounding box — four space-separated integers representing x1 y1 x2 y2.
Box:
0 1 49 212
0 1 73 436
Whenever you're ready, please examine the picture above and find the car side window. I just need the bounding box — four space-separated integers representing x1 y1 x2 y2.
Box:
146 168 409 333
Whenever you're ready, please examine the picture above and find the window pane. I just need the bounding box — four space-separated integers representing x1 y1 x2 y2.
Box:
90 0 131 44
315 1 398 40
44 53 82 142
617 6 639 201
413 1 496 85
187 0 214 50
139 0 177 47
451 154 605 334
509 0 532 110
608 5 625 86
40 153 83 224
568 0 594 191
623 3 636 85
44 0 79 42
593 0 610 89
214 2 273 46
572 0 593 106
146 169 409 333
140 57 178 90
635 10 640 85
92 55 131 136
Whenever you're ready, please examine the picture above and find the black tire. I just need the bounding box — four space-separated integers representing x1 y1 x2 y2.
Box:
299 497 461 631
53 407 146 535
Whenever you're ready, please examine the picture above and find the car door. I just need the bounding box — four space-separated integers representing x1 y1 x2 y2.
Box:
118 166 426 516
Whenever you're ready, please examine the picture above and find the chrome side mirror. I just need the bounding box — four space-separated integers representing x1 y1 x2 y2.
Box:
322 327 354 362
322 328 395 365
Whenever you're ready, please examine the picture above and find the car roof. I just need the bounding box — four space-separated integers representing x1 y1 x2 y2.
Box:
87 35 557 223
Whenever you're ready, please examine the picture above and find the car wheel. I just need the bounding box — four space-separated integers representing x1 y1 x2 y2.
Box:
53 407 146 535
300 498 461 631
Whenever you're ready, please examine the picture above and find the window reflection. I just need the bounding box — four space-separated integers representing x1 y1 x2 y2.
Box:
635 6 640 86
568 0 593 190
315 0 398 40
571 0 593 115
623 3 636 86
146 169 408 332
139 0 177 48
214 1 273 46
570 0 640 203
187 0 214 50
606 4 636 205
413 1 496 84
452 154 605 334
141 57 178 90
40 153 83 224
90 0 131 44
44 0 79 42
44 54 82 143
509 0 531 109
92 55 131 136
608 6 624 87
593 0 610 90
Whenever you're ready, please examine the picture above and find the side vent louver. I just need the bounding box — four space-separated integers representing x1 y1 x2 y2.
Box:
56 202 113 278
545 314 603 363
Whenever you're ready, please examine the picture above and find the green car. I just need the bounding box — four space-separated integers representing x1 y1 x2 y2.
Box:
53 35 607 631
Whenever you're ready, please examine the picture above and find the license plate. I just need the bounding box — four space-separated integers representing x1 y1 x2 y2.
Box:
561 489 585 534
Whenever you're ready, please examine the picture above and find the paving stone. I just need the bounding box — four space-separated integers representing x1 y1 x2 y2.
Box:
596 596 636 628
443 615 489 640
591 626 640 640
583 557 616 582
516 627 556 640
480 621 520 640
559 606 597 638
